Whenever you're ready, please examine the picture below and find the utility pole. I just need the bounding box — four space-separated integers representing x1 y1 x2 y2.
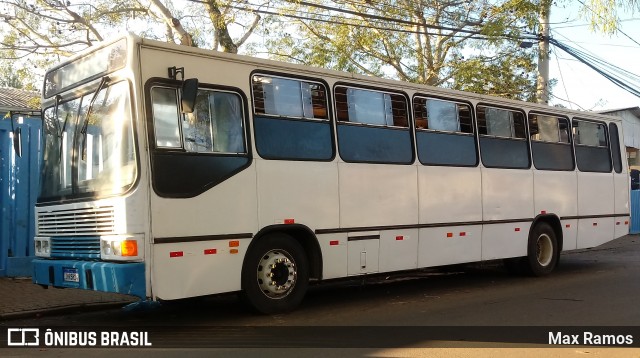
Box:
537 0 551 105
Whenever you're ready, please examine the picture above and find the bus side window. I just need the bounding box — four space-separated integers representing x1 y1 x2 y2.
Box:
251 73 333 161
609 122 623 173
413 96 477 167
183 90 246 154
335 87 408 128
151 87 181 148
252 75 328 120
573 119 611 173
334 85 412 164
478 107 527 138
529 114 574 171
477 105 529 169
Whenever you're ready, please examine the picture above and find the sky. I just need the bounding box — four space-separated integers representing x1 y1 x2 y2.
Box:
548 2 640 111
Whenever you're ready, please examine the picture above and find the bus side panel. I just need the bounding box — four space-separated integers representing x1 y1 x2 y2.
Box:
532 170 577 217
576 172 615 248
347 237 380 275
561 219 578 251
614 173 630 239
533 170 578 250
417 225 482 267
256 160 339 230
418 166 482 224
481 223 529 260
318 233 348 279
150 166 258 299
481 168 534 221
379 228 418 273
577 217 615 249
338 163 418 228
152 238 249 300
150 166 258 237
613 120 630 239
481 168 533 260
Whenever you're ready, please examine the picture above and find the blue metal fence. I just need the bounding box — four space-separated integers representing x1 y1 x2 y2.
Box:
0 116 41 277
630 190 640 234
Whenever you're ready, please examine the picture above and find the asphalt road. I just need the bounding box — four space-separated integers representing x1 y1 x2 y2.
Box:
3 234 640 354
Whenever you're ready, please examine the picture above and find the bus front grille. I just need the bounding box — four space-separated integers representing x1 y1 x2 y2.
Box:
50 237 101 259
37 206 116 236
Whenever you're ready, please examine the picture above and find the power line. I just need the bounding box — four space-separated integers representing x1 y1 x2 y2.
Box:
185 0 538 42
551 38 640 97
553 45 572 109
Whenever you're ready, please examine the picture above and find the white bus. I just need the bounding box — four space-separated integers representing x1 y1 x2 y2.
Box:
32 34 629 313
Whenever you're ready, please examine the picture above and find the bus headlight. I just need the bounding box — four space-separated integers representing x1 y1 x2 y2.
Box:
100 235 144 261
34 237 51 258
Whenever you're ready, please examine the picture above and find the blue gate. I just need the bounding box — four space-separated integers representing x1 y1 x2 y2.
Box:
0 116 41 277
630 190 640 234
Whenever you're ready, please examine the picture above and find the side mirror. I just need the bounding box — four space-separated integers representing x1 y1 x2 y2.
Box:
12 127 22 158
181 78 199 114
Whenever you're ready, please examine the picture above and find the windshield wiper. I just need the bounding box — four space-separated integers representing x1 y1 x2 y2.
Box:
79 76 110 161
53 95 62 137
52 95 68 163
58 112 70 163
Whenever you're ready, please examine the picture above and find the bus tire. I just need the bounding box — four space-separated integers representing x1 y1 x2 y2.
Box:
524 222 559 276
240 233 309 314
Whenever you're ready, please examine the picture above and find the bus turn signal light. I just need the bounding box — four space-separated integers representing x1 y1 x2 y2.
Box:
121 240 138 257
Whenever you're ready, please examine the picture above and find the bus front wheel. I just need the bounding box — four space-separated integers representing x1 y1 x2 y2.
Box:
240 233 309 314
524 222 559 276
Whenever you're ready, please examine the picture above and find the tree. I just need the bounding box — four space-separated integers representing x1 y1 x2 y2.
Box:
261 0 541 101
0 0 265 88
578 0 640 34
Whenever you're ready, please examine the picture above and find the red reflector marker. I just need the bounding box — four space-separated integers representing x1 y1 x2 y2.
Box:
616 222 621 226
541 210 547 215
170 251 183 258
515 228 521 232
329 240 339 246
284 219 295 224
204 249 217 255
566 224 571 228
446 233 453 238
459 232 466 237
396 236 404 241
593 223 598 226
625 221 629 225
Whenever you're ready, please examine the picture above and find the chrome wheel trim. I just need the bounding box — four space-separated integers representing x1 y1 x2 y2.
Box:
256 249 297 299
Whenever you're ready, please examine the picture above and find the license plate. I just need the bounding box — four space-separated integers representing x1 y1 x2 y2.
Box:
63 268 79 283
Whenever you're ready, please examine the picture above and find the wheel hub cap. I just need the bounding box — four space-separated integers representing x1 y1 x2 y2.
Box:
536 233 553 267
257 249 297 298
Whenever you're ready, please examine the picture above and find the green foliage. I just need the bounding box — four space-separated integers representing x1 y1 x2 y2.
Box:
450 50 538 101
558 0 640 35
1 0 633 104
264 0 542 101
0 59 38 90
0 0 264 89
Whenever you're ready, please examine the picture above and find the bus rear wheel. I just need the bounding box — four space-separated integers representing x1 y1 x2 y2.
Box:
524 222 559 276
240 233 309 314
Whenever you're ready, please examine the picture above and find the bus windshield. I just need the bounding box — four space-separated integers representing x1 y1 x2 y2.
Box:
39 80 136 202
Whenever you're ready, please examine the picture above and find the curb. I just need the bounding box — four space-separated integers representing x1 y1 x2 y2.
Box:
0 301 134 321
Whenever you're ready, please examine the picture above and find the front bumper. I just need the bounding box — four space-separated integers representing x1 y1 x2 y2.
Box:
33 259 146 299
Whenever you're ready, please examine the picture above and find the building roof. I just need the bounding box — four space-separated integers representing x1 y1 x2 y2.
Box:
598 106 640 119
0 87 39 111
